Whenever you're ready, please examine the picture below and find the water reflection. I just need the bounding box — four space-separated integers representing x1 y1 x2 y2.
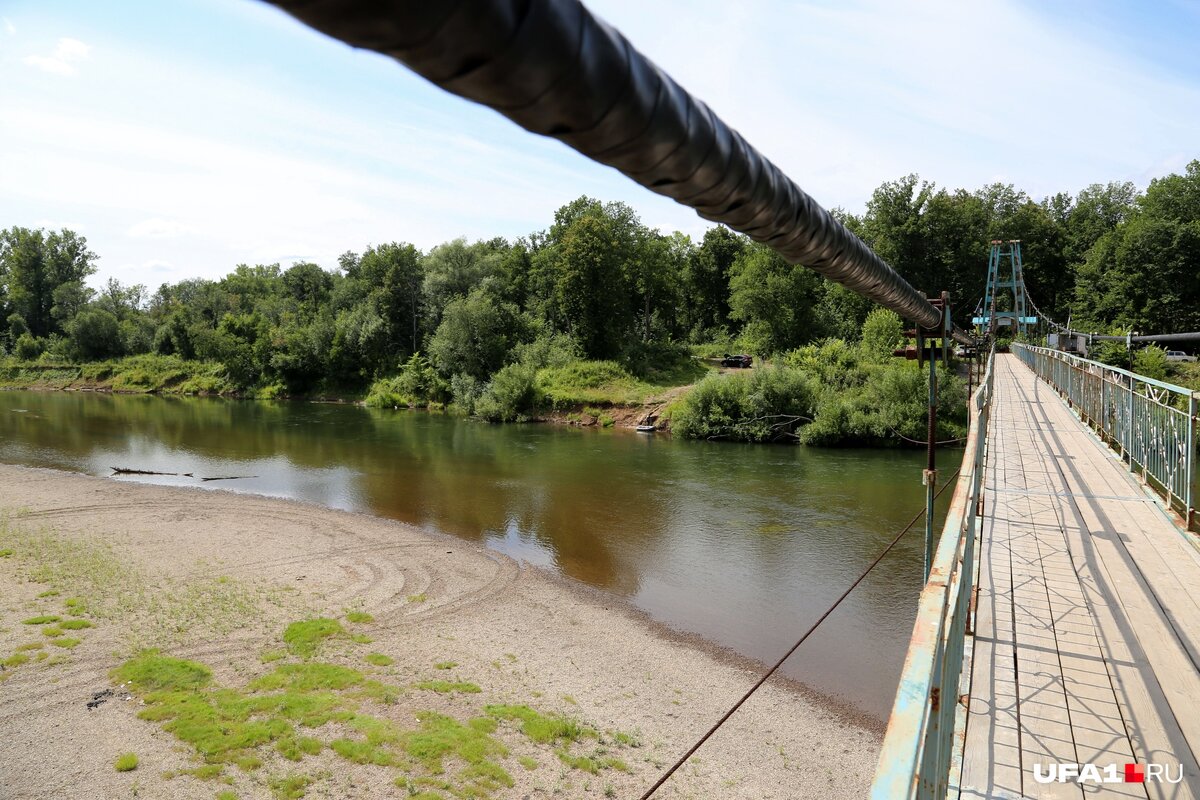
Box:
0 390 951 719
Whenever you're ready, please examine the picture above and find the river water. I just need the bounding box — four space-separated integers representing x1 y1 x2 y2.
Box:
0 390 954 719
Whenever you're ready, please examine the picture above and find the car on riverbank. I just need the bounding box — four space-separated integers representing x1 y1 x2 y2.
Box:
720 354 753 368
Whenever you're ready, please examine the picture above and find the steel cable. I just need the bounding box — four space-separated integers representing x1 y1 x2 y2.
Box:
637 468 962 799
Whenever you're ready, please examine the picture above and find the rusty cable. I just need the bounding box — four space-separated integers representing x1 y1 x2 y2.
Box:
637 468 962 799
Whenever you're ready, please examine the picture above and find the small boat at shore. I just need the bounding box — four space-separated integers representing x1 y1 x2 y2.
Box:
635 424 656 433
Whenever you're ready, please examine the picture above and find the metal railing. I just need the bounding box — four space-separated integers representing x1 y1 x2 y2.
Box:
1013 344 1197 526
871 348 995 800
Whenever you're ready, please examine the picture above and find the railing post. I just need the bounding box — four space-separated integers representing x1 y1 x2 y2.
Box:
1189 394 1197 529
924 335 939 581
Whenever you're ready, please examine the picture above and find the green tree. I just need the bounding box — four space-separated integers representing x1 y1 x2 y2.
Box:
728 243 823 355
428 288 527 380
685 226 745 337
66 308 123 360
0 227 97 337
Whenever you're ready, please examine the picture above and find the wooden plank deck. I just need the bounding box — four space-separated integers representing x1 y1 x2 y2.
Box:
957 354 1200 800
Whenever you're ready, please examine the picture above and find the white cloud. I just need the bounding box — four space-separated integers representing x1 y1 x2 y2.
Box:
23 37 91 76
3 18 15 36
127 218 194 239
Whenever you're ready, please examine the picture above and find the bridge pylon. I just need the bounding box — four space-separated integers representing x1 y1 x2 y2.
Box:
972 240 1038 338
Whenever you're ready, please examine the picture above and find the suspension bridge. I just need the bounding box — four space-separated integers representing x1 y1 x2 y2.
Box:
260 2 1199 796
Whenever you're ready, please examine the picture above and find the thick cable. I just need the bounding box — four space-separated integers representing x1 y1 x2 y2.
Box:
261 0 972 344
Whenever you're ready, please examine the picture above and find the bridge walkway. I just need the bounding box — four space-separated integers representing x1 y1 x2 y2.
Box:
958 355 1200 799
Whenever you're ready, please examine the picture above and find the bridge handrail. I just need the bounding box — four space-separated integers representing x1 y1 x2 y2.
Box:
1012 343 1196 525
870 347 995 800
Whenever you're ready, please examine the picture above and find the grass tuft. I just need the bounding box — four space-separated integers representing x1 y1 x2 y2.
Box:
486 705 588 744
22 615 61 625
345 611 373 624
364 653 393 667
434 661 457 670
60 619 93 630
50 637 82 648
282 618 344 658
414 680 481 695
114 752 138 772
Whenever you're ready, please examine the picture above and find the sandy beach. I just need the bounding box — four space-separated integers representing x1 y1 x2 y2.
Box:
0 464 881 800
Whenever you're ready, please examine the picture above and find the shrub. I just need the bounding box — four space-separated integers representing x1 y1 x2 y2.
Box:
475 363 541 422
671 366 817 442
365 353 448 408
1132 345 1168 381
859 308 904 361
13 333 43 361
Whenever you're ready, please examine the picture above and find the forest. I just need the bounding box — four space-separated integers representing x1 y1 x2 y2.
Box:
1 160 1197 442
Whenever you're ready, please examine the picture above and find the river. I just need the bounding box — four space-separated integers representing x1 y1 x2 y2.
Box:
0 389 955 719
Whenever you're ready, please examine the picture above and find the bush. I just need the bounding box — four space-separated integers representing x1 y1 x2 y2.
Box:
673 342 968 446
475 363 541 422
1132 346 1168 381
671 366 817 442
859 308 903 361
511 330 580 371
13 332 43 360
364 353 448 408
67 308 124 360
449 373 485 414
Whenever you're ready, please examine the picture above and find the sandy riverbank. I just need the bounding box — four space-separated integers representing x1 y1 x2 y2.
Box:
0 464 881 800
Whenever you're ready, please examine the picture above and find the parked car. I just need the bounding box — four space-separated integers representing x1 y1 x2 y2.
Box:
721 353 753 368
1165 350 1197 363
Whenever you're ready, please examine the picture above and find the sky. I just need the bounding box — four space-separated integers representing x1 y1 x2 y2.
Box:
1 0 1198 291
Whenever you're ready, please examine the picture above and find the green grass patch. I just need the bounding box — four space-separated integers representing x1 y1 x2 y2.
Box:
414 680 481 695
42 626 64 638
434 661 457 670
611 730 640 747
22 615 61 625
282 618 344 658
406 593 427 604
269 773 313 799
36 589 60 598
0 548 12 557
517 755 538 771
50 637 81 648
486 705 589 744
3 653 30 667
250 662 364 692
111 650 213 691
365 653 393 667
345 611 373 624
216 792 239 800
260 649 286 663
349 633 373 644
402 712 510 785
60 619 92 630
16 642 44 651
114 752 138 772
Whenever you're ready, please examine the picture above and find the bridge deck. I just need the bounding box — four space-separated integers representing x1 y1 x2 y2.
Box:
957 355 1200 799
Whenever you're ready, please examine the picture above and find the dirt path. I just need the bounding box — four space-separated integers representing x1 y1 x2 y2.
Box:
0 464 880 800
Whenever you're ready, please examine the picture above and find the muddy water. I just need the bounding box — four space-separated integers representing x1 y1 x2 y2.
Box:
0 390 955 719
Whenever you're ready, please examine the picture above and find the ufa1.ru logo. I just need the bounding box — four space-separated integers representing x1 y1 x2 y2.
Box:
1032 763 1183 784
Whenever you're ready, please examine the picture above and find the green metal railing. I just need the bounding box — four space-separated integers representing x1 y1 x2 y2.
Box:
1013 344 1197 526
871 348 995 800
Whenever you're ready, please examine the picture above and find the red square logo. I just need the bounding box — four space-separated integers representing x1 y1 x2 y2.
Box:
1124 763 1145 783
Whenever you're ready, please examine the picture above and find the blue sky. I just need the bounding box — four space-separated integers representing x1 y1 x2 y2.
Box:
2 0 1198 291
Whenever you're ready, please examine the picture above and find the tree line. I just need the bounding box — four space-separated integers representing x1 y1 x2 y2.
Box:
1 160 1197 400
